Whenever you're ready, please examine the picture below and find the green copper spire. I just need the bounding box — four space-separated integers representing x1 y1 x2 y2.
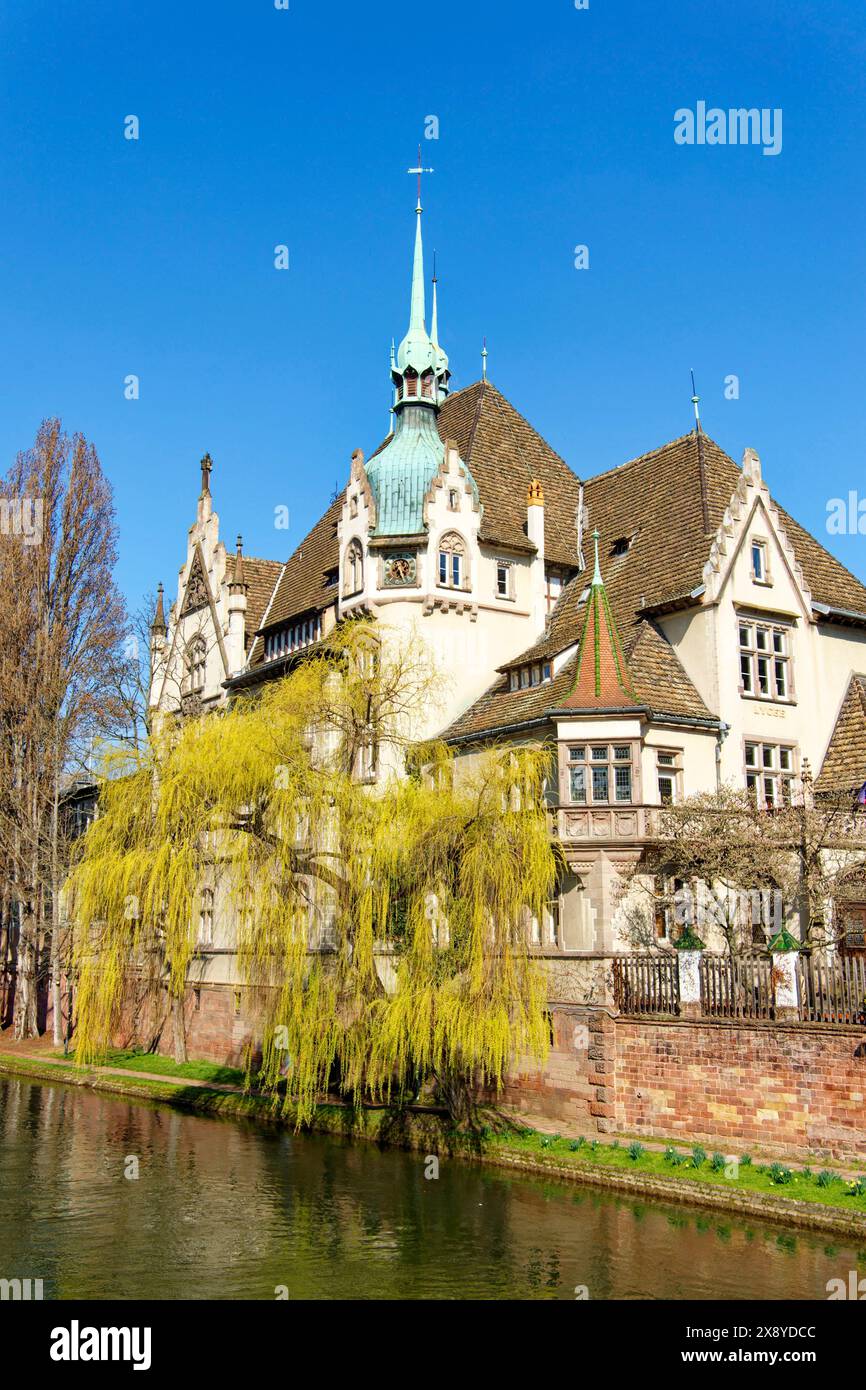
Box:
372 174 462 535
396 200 436 376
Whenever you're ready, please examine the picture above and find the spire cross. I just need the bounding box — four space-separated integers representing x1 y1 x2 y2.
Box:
407 144 434 210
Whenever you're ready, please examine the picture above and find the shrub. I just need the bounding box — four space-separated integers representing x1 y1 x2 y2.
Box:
817 1170 836 1189
847 1177 866 1198
663 1145 679 1164
568 1137 585 1152
769 1163 793 1185
740 1154 753 1168
628 1141 645 1162
692 1146 707 1170
711 1152 726 1172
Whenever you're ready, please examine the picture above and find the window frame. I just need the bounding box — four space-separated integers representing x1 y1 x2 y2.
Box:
564 741 636 806
343 538 364 597
750 537 771 585
744 740 796 809
738 620 792 702
495 558 514 600
436 531 468 592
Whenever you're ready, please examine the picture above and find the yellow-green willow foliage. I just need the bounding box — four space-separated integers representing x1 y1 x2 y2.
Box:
68 622 561 1125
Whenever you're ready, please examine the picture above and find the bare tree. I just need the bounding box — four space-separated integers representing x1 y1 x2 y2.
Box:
0 420 126 1040
616 773 866 956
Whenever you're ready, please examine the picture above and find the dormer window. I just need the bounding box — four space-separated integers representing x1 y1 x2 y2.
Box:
612 537 630 557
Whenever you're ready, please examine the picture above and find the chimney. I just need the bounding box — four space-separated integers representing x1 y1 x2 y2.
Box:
527 479 546 633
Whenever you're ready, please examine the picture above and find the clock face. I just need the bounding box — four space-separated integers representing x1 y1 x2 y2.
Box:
383 553 416 586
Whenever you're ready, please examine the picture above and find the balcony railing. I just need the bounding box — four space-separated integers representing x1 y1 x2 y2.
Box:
556 804 660 843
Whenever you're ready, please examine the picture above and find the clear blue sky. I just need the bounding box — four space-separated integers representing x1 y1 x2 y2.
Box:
1 0 864 608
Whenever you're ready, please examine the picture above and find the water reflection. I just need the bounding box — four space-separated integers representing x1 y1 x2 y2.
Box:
0 1077 861 1300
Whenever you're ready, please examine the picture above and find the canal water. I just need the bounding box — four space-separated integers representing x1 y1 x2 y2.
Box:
0 1074 861 1300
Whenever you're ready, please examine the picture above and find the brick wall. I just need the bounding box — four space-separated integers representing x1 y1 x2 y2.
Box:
119 984 255 1068
499 1008 866 1162
614 1017 866 1161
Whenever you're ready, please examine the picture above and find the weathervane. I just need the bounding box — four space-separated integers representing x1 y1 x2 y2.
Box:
407 144 434 209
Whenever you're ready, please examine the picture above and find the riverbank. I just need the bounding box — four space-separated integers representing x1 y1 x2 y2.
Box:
2 1041 866 1239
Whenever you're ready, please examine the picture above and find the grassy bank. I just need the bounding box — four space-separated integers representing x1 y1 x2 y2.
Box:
2 1046 866 1238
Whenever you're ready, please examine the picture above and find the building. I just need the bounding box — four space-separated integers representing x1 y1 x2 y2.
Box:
150 190 866 968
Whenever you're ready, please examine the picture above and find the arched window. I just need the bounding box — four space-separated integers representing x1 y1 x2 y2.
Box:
183 635 207 694
198 887 214 946
437 532 466 590
344 539 364 597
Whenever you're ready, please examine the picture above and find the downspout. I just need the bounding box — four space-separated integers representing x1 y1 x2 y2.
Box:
715 721 730 791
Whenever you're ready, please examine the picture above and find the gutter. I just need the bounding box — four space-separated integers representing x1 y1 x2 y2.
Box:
812 601 866 628
445 708 725 748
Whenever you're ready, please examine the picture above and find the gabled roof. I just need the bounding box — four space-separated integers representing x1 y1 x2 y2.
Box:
817 674 866 791
437 381 583 567
247 498 341 666
223 554 283 654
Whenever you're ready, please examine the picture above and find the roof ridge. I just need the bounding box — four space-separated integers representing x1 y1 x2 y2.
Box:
585 430 723 486
471 379 574 472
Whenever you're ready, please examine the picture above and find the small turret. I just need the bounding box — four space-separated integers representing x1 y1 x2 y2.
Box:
150 582 167 639
227 536 248 675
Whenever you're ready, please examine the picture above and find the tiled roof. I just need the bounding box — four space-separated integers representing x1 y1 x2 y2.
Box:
246 498 341 666
224 554 283 653
445 425 866 743
445 616 714 742
240 388 866 701
559 560 640 711
437 381 583 566
817 675 866 791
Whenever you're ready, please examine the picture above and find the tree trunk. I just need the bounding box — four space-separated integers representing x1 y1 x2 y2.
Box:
170 993 187 1065
12 904 39 1040
50 761 63 1045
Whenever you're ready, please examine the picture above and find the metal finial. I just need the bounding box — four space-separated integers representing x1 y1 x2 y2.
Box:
592 528 602 586
407 143 434 212
690 369 701 431
481 337 488 380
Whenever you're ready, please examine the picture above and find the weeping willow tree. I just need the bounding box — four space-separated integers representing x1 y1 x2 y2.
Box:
67 622 560 1127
